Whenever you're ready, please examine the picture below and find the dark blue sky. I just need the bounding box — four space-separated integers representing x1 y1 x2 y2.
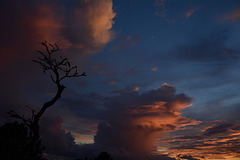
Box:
86 0 240 121
1 0 240 160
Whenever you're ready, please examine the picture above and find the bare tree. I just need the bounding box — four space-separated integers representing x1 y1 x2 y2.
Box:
8 41 86 159
32 41 86 134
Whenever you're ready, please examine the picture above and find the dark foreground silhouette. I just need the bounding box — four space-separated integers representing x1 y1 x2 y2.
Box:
0 121 46 160
0 121 113 160
75 151 113 160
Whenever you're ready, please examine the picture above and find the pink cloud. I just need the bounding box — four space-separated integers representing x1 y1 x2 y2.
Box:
222 7 240 22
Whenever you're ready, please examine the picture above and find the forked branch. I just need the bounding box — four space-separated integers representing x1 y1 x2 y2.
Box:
33 41 86 87
32 41 86 122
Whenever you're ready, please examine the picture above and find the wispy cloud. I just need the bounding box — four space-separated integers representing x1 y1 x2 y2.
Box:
111 35 142 51
222 7 240 22
151 67 158 72
184 7 201 19
153 0 174 23
153 0 201 22
164 120 240 160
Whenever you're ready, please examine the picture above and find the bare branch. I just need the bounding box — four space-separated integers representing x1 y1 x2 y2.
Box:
33 41 86 87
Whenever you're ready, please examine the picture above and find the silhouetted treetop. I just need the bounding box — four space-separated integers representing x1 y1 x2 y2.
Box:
33 41 86 87
94 152 113 160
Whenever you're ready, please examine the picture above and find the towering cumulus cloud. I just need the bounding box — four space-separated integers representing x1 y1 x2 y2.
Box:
63 0 116 53
0 0 115 60
92 83 200 158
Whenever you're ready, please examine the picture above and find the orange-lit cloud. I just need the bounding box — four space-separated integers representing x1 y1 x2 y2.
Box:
152 67 158 72
93 83 199 158
222 7 240 22
59 83 199 159
184 7 201 19
40 115 77 156
112 35 142 51
163 120 240 160
0 0 116 65
62 0 116 53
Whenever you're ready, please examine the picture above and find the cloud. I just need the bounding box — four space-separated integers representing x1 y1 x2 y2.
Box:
39 114 98 160
175 29 239 63
184 7 201 19
153 0 174 23
177 154 200 160
57 83 199 159
222 7 240 22
202 121 240 138
0 1 116 158
62 0 116 54
109 86 140 94
0 0 115 61
40 115 77 156
153 0 201 23
111 35 142 51
93 83 199 156
151 67 158 72
166 120 240 160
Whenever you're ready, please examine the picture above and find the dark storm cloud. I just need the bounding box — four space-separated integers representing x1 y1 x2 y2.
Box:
202 121 240 138
39 115 98 160
61 92 105 119
177 154 200 160
58 83 199 159
175 29 239 63
203 122 235 136
40 116 77 156
147 154 177 160
95 84 197 154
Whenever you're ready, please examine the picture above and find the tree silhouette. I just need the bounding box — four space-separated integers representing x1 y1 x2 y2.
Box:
94 152 113 160
6 41 86 159
0 121 46 160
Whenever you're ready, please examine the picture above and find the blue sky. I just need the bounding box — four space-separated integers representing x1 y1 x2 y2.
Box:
86 0 240 121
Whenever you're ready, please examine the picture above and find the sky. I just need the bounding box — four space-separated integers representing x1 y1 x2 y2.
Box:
1 0 240 160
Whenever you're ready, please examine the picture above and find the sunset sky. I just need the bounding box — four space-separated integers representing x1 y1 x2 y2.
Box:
1 0 240 160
